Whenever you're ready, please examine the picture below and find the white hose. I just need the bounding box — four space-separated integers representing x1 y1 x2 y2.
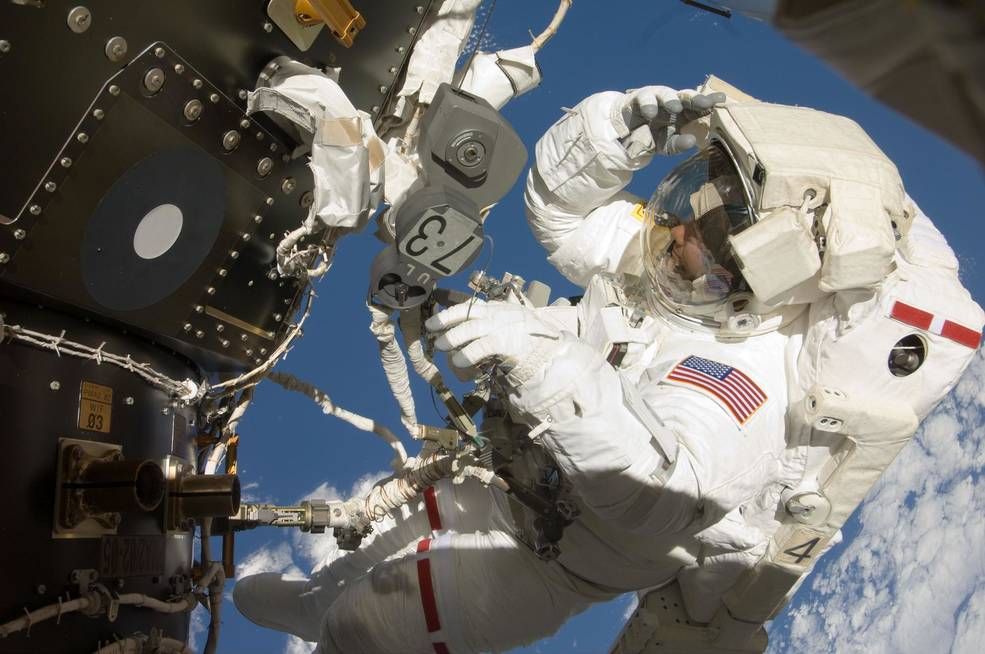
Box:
398 309 446 390
268 371 408 470
368 303 418 437
531 0 573 51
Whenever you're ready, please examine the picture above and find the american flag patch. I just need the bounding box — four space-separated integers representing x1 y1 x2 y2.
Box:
665 355 767 424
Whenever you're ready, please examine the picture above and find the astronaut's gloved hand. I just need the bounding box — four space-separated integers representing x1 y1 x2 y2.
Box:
615 86 726 157
426 300 562 387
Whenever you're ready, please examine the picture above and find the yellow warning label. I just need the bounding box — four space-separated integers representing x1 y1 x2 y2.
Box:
79 382 112 433
630 203 647 222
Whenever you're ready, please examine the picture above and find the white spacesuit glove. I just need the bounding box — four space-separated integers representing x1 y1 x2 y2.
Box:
425 300 562 387
615 86 726 157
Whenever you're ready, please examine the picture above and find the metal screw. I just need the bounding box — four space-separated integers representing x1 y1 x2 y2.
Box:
253 214 263 224
60 157 73 168
269 143 278 153
237 89 248 100
456 140 485 167
44 181 57 192
195 330 204 338
206 286 216 295
265 196 274 206
183 323 192 332
262 21 273 32
183 99 203 122
124 396 134 405
256 157 273 177
259 348 268 355
300 190 314 208
174 63 185 74
161 407 169 415
215 323 224 332
36 584 47 595
273 313 282 322
388 66 397 74
408 26 417 35
50 381 61 391
194 304 204 313
220 339 230 349
229 251 239 260
218 268 227 277
281 177 296 194
221 130 241 151
76 132 89 143
154 46 166 58
104 36 128 62
67 7 92 34
92 108 105 120
0 253 9 264
255 131 265 141
240 334 248 342
379 85 388 94
13 229 26 240
396 45 405 53
108 84 120 96
267 270 278 280
372 105 380 113
29 204 41 215
209 93 219 104
245 348 253 356
416 5 425 14
192 78 203 89
241 233 251 242
0 41 11 54
143 67 165 94
239 119 250 129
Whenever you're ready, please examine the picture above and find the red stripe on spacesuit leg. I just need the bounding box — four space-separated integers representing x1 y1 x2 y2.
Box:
424 486 443 531
942 320 982 349
889 301 934 331
416 538 452 653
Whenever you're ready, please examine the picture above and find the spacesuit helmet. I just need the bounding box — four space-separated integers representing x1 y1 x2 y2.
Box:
641 141 755 327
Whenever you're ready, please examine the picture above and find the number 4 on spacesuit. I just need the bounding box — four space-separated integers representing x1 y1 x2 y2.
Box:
776 527 831 568
782 537 821 565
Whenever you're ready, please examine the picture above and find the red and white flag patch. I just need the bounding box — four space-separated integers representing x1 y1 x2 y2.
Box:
889 301 981 350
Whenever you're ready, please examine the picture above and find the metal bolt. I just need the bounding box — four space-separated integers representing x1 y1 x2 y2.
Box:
124 396 134 405
0 41 11 54
206 286 216 295
396 45 405 53
44 181 57 192
253 214 263 224
416 5 425 14
255 131 265 141
50 381 61 391
143 67 165 94
194 304 204 313
240 334 248 342
237 89 248 100
247 280 254 287
273 313 282 322
245 348 253 356
29 204 41 215
0 253 9 264
268 233 276 240
67 7 92 34
76 132 89 143
259 348 268 355
456 140 485 167
92 108 104 120
408 26 417 35
192 78 203 89
215 323 224 332
60 157 73 168
183 322 192 331
36 584 47 595
209 93 219 104
218 268 228 277
267 270 278 281
220 339 230 349
241 233 251 242
300 190 314 208
265 196 274 206
13 229 26 240
104 36 128 62
229 251 240 260
174 63 185 74
269 143 278 153
108 84 120 96
183 99 203 122
281 177 296 194
388 66 397 74
221 130 241 151
195 330 204 339
379 85 388 94
239 118 250 129
256 157 273 177
161 407 169 415
154 46 166 58
262 21 273 33
372 105 380 113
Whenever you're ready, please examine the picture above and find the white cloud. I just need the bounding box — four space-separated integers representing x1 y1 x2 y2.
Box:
187 604 208 651
284 634 317 654
769 350 985 653
237 540 306 580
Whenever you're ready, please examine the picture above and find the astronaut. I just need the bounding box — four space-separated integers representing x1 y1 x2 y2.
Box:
234 81 984 652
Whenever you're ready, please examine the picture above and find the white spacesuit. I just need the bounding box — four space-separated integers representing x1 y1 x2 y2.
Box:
234 80 984 653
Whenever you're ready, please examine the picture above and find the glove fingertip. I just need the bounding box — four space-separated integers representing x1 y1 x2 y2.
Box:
665 99 683 114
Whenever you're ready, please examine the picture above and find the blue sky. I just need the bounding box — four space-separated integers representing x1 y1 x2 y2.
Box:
211 3 985 652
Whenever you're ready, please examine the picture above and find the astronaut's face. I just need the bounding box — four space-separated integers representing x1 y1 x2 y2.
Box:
670 223 709 282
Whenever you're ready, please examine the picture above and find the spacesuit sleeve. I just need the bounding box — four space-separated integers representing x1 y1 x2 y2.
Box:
524 91 653 287
507 335 703 536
